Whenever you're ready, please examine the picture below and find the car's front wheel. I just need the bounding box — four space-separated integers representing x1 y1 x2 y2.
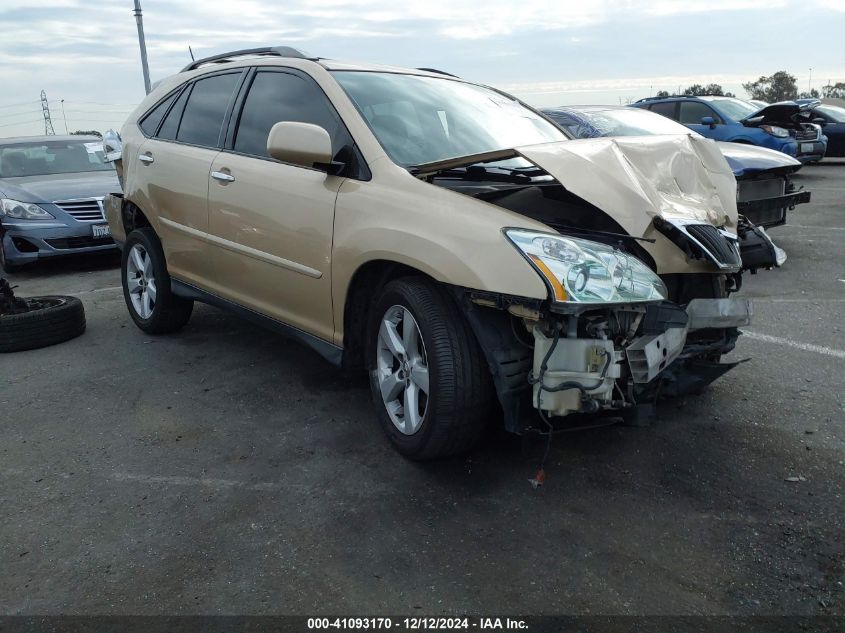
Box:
367 277 493 460
121 228 193 334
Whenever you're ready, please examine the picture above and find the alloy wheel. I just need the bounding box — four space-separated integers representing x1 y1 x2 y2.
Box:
375 305 430 435
125 243 156 319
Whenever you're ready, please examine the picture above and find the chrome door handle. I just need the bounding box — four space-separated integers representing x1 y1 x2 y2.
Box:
139 153 154 164
211 171 235 182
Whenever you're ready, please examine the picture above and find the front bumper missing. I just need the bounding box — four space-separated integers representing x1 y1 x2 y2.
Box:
737 190 811 228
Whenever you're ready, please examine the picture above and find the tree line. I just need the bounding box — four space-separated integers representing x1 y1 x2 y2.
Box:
654 71 845 103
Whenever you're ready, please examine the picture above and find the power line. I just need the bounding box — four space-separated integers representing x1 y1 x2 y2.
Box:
0 100 39 110
0 119 44 129
0 110 44 121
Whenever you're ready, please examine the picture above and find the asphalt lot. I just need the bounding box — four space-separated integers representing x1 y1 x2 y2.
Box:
1 161 843 616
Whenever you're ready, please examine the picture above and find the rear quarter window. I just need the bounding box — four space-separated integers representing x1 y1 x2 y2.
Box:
139 90 179 136
174 72 241 148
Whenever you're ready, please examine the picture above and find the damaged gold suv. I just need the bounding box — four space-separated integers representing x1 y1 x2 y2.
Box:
104 47 783 459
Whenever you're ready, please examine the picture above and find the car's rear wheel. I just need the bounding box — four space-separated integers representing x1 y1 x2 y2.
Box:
367 277 493 460
121 228 193 334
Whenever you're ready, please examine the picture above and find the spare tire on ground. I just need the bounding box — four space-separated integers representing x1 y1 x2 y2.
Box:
0 280 86 352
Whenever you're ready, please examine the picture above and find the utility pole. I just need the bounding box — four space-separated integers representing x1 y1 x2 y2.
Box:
40 90 55 135
808 68 813 94
133 0 152 94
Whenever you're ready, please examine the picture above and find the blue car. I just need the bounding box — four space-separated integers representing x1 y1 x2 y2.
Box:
0 135 120 273
795 99 845 157
542 105 811 228
630 96 826 163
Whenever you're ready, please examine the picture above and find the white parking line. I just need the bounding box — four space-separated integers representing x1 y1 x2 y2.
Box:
743 331 845 360
785 224 845 231
68 285 122 295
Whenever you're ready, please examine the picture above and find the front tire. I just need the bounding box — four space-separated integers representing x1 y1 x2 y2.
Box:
367 277 493 460
121 228 193 334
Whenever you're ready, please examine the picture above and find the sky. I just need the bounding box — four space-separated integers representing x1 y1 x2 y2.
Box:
1 0 844 137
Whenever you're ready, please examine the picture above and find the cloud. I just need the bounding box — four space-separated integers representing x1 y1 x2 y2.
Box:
0 0 843 136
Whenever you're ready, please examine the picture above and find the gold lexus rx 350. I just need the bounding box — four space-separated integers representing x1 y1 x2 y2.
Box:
104 47 784 459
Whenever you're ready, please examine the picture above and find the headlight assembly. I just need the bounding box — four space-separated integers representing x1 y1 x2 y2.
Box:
505 229 667 304
1 199 55 220
761 125 790 138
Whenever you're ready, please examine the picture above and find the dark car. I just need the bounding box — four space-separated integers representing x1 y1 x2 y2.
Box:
630 95 826 164
542 105 810 228
0 135 120 272
797 101 845 157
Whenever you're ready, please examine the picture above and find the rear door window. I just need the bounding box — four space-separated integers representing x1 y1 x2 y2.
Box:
157 87 191 141
139 90 179 136
649 101 678 120
679 101 719 124
233 70 343 158
175 72 242 148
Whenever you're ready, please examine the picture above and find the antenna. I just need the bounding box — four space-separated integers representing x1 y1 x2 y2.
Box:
40 90 55 135
189 46 195 61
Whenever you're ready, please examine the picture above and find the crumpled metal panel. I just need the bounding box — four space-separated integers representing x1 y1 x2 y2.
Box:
517 134 739 237
686 298 753 331
626 325 688 384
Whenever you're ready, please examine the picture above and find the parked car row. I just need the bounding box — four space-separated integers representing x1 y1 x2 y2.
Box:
631 94 838 162
541 105 810 229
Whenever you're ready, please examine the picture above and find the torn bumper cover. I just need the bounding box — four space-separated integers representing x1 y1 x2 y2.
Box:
686 298 753 331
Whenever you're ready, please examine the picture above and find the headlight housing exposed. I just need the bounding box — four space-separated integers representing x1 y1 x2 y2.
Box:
0 199 55 220
505 229 667 304
761 125 790 138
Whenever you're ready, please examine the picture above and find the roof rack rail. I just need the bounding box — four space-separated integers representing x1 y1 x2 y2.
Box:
634 94 730 103
416 67 458 78
181 46 315 72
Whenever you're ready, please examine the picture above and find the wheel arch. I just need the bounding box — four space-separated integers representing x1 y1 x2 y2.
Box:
340 258 438 371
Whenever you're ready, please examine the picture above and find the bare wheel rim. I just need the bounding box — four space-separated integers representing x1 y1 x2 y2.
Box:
126 243 156 319
375 304 430 435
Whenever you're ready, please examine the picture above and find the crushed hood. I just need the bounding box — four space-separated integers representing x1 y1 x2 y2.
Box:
514 134 738 237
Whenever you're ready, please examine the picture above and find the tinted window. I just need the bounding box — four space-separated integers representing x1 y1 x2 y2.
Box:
176 73 241 147
139 90 179 136
158 87 190 141
0 140 112 178
234 71 342 158
649 102 677 119
679 101 718 124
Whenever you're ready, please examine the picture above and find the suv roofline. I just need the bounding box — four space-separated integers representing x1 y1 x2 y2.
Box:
634 94 732 103
181 46 317 72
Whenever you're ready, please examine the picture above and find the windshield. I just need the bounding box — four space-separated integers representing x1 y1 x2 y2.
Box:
0 140 112 178
578 108 693 137
816 104 845 123
332 71 565 167
708 98 759 120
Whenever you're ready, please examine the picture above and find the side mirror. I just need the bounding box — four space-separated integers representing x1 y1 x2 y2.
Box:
812 117 827 125
267 122 338 172
700 116 717 129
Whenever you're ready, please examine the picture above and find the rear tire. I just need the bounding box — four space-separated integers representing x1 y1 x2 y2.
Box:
0 296 85 352
121 227 193 334
367 277 493 460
